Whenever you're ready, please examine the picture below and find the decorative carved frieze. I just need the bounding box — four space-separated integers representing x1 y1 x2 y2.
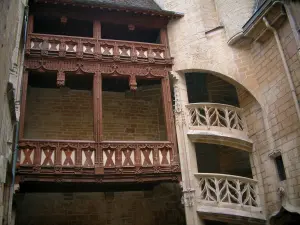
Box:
25 59 170 78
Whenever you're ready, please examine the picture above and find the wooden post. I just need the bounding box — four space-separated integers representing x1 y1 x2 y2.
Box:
94 73 104 174
160 28 170 59
93 72 102 142
93 20 101 40
160 28 168 45
25 15 34 54
28 15 34 34
161 76 178 164
19 70 28 139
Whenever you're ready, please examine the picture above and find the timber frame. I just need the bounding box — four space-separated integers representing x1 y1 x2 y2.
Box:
17 2 180 184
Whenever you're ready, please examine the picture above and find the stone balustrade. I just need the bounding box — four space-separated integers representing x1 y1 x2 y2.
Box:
194 173 265 221
186 103 252 151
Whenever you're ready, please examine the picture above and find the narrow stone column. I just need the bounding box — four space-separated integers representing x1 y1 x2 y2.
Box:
170 71 204 225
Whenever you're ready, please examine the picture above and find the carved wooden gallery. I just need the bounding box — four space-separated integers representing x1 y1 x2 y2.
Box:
17 0 182 185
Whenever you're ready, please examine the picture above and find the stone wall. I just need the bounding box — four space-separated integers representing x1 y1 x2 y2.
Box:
24 85 166 141
16 184 185 225
214 0 255 40
0 0 27 225
102 85 167 141
24 87 94 140
160 0 300 222
246 20 300 213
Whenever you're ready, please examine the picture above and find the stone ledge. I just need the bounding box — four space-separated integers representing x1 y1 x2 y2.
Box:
187 129 253 151
197 205 266 224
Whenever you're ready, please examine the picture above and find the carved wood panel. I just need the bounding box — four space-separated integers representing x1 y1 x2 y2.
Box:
17 140 180 183
26 34 173 65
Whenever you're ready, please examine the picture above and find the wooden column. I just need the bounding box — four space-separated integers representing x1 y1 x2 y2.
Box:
161 76 178 163
25 15 34 54
28 15 34 34
93 72 102 142
94 72 104 174
93 20 101 40
19 70 28 139
160 28 168 45
160 28 170 58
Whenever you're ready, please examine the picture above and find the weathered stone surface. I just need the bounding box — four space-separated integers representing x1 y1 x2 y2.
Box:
160 0 300 224
0 0 27 224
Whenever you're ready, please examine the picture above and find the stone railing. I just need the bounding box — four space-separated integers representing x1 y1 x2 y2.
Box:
186 103 246 132
17 139 180 182
27 33 171 64
194 173 264 220
186 103 252 150
195 173 260 207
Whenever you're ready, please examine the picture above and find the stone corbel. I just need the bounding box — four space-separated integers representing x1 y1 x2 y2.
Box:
181 188 195 207
57 71 65 87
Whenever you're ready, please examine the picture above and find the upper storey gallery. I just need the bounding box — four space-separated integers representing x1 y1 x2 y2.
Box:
26 0 182 64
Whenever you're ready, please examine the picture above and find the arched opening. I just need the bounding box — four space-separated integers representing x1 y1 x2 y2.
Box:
172 69 266 223
195 143 252 178
185 72 239 106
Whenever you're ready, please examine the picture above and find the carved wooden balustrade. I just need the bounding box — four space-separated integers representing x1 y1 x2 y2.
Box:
27 33 171 64
194 173 264 220
17 140 180 183
186 103 252 150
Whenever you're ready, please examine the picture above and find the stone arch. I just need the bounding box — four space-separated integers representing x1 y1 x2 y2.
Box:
176 68 262 106
171 68 269 218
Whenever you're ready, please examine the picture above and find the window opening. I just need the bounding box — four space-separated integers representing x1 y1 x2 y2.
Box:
101 23 161 43
275 155 286 181
34 16 93 37
185 73 239 106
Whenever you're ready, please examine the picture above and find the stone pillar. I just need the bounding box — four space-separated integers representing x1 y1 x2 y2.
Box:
170 71 204 225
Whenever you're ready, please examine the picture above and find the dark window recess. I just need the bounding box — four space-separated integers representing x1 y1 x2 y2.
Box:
28 72 93 91
102 77 161 92
102 77 129 92
34 16 93 37
185 73 239 106
275 155 286 181
101 23 160 43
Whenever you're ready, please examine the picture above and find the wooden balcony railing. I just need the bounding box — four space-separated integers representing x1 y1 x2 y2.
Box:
27 33 171 64
194 173 264 220
17 139 180 183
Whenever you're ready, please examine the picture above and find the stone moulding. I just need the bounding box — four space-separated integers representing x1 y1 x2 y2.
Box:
186 103 253 151
194 173 265 222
